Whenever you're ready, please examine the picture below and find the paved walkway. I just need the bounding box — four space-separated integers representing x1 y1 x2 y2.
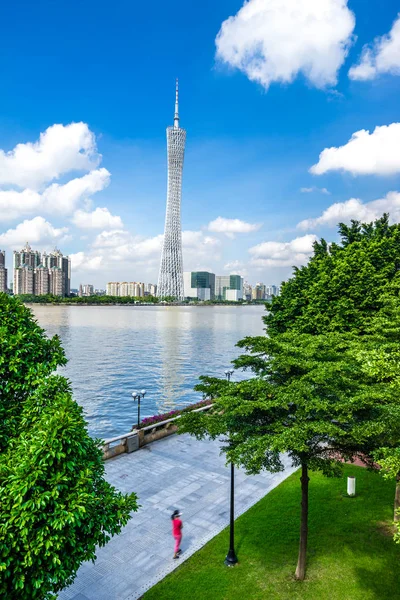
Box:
58 433 297 600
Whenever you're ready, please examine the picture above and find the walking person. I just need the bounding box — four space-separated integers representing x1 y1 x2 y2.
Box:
171 509 183 559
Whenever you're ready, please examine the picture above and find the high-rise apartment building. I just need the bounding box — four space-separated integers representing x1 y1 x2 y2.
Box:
106 282 147 297
42 249 71 296
13 243 70 296
14 265 34 295
49 267 63 296
107 282 120 296
0 249 7 293
157 80 186 300
34 265 49 295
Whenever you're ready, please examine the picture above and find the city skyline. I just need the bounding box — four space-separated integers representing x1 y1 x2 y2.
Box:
0 1 399 288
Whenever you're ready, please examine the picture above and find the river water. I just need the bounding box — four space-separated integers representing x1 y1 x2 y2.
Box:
31 305 266 440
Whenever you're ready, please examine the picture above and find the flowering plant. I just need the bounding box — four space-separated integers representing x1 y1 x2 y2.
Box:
133 398 212 430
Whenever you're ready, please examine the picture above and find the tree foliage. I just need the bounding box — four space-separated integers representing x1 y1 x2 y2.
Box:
0 294 138 599
265 215 400 336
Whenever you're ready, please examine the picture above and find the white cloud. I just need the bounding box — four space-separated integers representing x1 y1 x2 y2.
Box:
224 260 248 277
298 191 400 230
44 168 110 215
70 251 104 272
310 123 400 176
0 216 69 248
215 0 355 90
73 229 222 279
249 234 317 267
207 216 261 238
349 14 400 81
0 122 100 189
72 207 123 230
300 186 331 195
0 168 110 222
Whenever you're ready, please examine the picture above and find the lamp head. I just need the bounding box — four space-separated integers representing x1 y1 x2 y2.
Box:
141 389 146 396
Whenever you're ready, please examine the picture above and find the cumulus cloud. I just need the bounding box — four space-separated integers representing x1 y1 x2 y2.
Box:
215 0 355 90
310 123 400 176
207 216 261 238
0 122 100 189
72 207 123 230
249 234 317 267
73 229 221 280
349 14 400 81
297 191 400 230
70 251 104 272
0 216 69 248
0 168 110 222
300 186 331 195
223 260 248 277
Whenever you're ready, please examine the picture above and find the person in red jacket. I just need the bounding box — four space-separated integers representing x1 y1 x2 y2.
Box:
171 509 183 559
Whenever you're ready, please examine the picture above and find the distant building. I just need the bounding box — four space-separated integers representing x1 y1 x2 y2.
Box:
243 281 252 301
34 265 49 295
0 250 8 293
42 249 70 296
13 243 70 296
215 274 243 301
14 265 34 295
266 285 280 297
252 282 266 301
49 267 63 296
145 283 157 296
106 281 146 297
82 284 95 296
107 282 120 296
183 271 215 300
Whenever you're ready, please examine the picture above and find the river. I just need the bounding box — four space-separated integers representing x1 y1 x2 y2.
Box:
30 304 266 440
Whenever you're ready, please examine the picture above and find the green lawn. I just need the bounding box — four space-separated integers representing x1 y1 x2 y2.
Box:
142 466 400 600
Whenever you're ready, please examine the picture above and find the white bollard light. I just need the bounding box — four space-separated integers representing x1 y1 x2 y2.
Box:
347 476 356 497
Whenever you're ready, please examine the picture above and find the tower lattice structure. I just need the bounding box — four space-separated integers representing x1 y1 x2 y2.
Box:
157 80 186 300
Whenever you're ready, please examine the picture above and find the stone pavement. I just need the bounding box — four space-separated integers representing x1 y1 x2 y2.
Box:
58 433 297 600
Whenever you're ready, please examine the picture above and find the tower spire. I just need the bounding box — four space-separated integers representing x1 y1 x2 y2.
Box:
174 79 179 129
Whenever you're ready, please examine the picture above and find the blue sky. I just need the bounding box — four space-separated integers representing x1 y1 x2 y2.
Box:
1 0 400 287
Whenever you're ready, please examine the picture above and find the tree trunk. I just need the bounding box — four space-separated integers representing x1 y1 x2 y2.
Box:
394 472 400 523
295 463 310 581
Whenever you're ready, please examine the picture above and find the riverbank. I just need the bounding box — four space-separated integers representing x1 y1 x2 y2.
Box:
18 293 270 306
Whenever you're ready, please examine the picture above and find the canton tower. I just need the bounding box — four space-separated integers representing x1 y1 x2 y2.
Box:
157 80 186 300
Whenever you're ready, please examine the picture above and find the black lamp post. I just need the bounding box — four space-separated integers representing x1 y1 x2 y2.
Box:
224 369 238 567
131 389 146 429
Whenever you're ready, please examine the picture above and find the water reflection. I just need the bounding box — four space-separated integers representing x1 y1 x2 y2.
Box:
30 305 265 440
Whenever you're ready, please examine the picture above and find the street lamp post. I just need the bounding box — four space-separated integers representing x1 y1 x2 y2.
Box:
224 369 238 567
131 389 146 429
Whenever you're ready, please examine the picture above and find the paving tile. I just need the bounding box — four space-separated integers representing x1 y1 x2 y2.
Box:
58 433 296 600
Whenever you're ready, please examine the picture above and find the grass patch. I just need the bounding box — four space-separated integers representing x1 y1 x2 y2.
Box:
142 466 399 600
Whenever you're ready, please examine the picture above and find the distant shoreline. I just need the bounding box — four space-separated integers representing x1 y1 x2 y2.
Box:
25 302 268 307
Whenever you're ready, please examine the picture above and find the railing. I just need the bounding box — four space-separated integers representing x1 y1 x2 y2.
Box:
102 403 214 460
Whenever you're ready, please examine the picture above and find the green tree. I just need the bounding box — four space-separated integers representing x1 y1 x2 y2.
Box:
265 215 400 336
0 294 138 599
264 215 400 536
180 329 398 580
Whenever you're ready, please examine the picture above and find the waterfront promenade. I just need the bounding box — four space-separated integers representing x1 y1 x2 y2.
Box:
58 433 297 600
